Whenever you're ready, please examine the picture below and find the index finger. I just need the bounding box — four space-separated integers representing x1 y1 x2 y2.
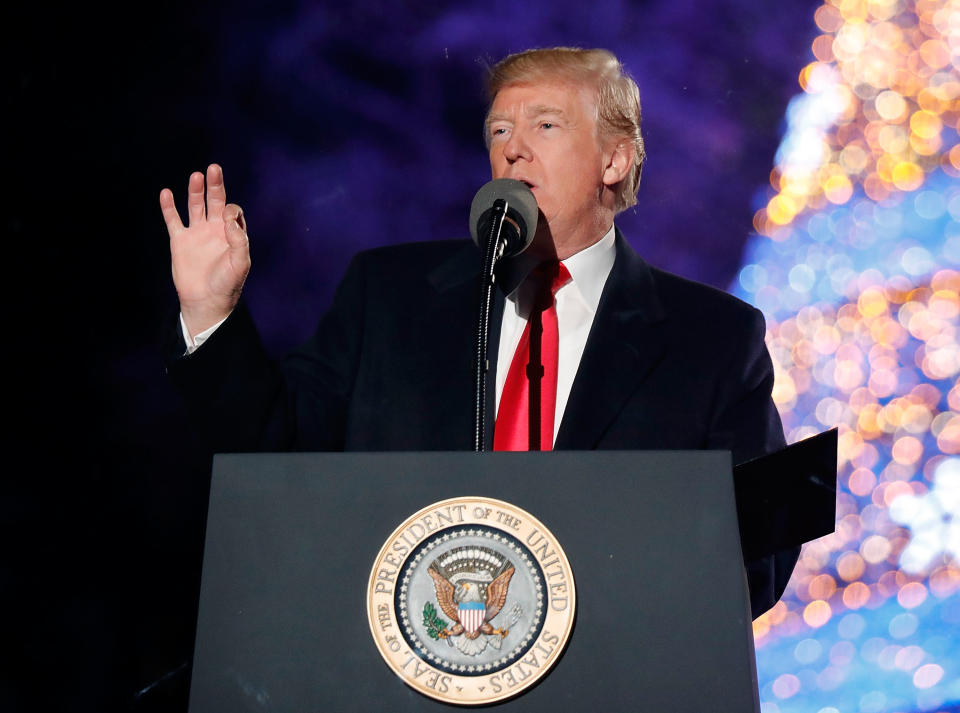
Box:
159 188 184 236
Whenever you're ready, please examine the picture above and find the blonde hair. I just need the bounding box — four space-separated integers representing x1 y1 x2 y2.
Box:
485 47 646 213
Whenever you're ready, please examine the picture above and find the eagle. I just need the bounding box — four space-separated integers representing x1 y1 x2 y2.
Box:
427 564 515 641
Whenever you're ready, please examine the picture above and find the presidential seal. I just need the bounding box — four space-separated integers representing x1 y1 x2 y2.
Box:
366 496 576 705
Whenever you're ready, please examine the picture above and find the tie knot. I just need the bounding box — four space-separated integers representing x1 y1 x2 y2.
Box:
531 261 572 296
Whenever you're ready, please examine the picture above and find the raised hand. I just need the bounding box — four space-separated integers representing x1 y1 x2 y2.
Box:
160 164 251 339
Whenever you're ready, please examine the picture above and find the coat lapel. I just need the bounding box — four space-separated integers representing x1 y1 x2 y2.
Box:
554 232 667 450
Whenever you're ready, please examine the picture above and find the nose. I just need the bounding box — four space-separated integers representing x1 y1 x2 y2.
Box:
503 127 531 164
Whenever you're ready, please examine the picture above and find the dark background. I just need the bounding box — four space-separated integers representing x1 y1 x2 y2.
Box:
8 1 816 710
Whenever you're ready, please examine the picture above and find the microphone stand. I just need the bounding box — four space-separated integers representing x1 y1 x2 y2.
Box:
473 198 510 452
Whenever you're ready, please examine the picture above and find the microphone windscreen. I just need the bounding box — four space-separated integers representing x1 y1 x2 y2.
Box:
468 178 538 256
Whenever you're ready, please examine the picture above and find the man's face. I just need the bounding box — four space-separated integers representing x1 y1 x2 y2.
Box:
487 81 614 258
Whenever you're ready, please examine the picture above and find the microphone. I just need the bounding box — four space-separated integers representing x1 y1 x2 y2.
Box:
469 179 539 451
469 178 538 258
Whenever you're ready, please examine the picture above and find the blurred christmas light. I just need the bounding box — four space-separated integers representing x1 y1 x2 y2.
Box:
890 457 960 573
733 0 960 710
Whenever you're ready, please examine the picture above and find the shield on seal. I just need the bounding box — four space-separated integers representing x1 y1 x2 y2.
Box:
458 601 485 635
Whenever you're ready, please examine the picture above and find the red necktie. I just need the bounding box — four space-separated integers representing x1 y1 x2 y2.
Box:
494 262 572 451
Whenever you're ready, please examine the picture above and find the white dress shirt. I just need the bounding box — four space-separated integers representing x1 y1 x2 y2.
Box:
183 225 618 444
495 225 616 442
181 314 226 353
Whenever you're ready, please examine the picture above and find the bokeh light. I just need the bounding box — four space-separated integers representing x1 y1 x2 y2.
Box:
734 0 960 710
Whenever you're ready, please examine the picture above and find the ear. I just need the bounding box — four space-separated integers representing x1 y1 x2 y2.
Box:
601 138 635 188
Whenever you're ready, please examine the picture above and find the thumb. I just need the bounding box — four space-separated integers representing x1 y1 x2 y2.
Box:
224 211 249 252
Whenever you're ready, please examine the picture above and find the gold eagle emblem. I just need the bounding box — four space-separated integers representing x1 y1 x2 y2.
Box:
425 548 515 641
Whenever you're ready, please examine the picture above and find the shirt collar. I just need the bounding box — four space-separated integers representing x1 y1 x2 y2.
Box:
559 224 616 313
497 223 617 307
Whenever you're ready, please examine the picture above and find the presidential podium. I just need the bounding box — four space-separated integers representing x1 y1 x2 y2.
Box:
188 444 835 711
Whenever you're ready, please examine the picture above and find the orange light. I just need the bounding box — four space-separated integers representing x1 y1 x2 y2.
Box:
891 436 923 466
809 573 838 600
861 534 892 563
891 161 925 191
803 599 833 628
875 90 909 122
897 581 928 609
918 39 950 69
824 174 854 204
858 288 889 318
929 566 960 597
814 3 844 32
842 581 871 609
910 110 943 139
812 34 837 63
767 194 800 226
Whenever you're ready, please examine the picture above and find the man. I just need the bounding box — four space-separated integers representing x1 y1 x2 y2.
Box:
161 47 796 616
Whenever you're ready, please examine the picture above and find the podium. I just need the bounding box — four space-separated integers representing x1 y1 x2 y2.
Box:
185 446 835 711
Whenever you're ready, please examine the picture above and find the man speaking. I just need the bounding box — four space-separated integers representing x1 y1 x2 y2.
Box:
161 47 797 617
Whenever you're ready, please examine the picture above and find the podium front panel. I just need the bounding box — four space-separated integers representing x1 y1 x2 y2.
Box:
190 451 759 711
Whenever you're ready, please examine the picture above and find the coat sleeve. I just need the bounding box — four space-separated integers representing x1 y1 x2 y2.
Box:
165 253 369 454
705 306 799 619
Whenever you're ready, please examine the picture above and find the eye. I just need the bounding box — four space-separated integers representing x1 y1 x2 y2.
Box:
540 122 554 130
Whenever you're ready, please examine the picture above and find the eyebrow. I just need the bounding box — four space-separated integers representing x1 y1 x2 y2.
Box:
525 104 567 118
485 104 568 133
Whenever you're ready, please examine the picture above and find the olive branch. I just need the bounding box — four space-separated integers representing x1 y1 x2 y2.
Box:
422 602 448 640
